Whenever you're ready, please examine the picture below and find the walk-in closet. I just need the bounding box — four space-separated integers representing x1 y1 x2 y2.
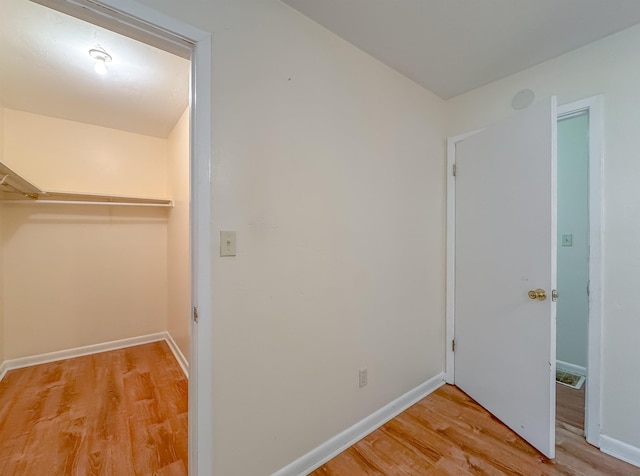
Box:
0 0 191 380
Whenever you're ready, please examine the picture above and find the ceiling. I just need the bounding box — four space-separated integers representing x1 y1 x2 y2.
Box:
0 0 190 138
282 0 640 99
5 0 640 134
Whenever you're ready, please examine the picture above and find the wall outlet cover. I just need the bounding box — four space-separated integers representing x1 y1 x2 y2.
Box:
561 234 573 247
220 230 237 256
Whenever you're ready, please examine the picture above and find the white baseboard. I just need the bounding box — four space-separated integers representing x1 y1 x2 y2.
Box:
601 435 640 468
164 332 189 378
0 332 187 380
272 372 446 476
0 359 8 382
556 359 587 377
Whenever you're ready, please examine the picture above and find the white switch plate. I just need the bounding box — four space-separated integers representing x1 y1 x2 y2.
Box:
359 368 368 388
220 231 236 256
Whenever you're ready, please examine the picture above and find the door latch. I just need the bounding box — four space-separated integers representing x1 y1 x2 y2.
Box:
552 289 559 302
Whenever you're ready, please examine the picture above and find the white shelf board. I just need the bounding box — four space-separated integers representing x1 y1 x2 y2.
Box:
0 161 172 207
0 161 42 197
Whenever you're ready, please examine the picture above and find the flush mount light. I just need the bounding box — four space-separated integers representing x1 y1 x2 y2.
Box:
89 48 112 75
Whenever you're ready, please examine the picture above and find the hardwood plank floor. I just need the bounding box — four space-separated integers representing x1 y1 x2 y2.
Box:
556 382 585 431
311 384 640 475
0 341 188 476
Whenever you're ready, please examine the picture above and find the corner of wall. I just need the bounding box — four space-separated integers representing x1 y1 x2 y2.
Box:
166 107 190 362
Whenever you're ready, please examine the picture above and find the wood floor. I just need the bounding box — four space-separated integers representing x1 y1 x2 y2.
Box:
311 383 640 475
556 382 585 430
0 341 188 476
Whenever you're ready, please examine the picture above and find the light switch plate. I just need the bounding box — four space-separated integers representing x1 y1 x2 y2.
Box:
220 230 236 256
561 234 573 247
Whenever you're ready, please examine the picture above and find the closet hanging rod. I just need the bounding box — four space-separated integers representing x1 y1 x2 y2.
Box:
1 200 174 208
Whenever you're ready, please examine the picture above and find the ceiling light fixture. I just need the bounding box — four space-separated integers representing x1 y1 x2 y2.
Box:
89 48 112 75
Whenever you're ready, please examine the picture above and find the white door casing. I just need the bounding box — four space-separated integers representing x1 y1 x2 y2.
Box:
557 97 604 448
453 98 557 458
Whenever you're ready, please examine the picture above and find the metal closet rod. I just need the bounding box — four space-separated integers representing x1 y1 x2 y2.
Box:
1 200 174 208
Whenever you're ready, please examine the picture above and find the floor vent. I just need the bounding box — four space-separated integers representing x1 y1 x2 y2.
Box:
556 370 585 390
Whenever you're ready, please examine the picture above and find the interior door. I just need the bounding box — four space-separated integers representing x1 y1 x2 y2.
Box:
454 98 557 458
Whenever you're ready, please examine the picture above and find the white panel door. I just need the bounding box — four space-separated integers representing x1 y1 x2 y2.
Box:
455 98 557 458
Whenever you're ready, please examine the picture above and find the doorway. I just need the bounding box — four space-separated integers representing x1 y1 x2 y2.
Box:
557 97 604 448
556 109 589 437
16 0 212 473
445 95 603 454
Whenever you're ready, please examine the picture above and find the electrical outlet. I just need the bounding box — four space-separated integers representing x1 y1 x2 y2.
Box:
359 368 368 388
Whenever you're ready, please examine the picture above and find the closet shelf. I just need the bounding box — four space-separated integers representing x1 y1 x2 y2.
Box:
0 161 173 207
0 161 41 198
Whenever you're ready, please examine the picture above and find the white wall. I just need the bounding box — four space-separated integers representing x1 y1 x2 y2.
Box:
1 109 169 359
136 1 447 474
167 107 190 361
1 205 168 358
448 23 640 453
557 113 589 369
3 108 167 197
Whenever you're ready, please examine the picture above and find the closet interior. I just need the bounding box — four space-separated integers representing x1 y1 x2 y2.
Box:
0 0 191 378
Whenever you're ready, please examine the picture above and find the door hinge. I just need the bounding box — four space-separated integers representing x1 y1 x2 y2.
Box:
452 164 457 177
452 339 455 352
193 306 199 323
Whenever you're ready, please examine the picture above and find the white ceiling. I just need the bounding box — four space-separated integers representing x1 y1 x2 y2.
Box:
0 0 190 138
282 0 640 99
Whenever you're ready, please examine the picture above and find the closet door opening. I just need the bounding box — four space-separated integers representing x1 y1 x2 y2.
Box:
1 0 213 473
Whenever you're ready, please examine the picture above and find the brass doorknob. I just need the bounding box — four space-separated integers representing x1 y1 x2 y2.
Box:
528 289 547 301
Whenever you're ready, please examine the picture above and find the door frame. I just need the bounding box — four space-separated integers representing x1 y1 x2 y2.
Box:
32 0 214 473
445 95 604 448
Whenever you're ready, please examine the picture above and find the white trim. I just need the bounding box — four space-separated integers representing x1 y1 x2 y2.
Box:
0 360 8 382
556 360 586 377
558 96 604 448
30 2 213 474
587 96 604 448
272 373 446 476
601 435 640 468
165 332 190 378
0 332 167 374
0 330 189 380
31 0 195 58
188 27 214 476
445 129 481 384
445 137 456 384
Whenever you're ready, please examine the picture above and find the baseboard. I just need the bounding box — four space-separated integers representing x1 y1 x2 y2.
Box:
601 435 640 468
0 359 8 382
272 372 446 476
164 331 189 378
556 359 587 377
0 332 168 377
